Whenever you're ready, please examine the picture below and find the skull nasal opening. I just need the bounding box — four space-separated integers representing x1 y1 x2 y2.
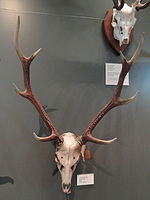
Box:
62 183 71 194
123 38 129 44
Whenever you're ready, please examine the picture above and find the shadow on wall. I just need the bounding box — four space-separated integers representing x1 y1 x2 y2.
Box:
0 176 14 185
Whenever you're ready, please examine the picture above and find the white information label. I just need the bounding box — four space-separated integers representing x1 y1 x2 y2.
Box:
105 63 129 86
77 173 94 186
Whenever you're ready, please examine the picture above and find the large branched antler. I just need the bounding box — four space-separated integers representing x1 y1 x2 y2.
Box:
132 0 150 11
80 35 144 144
14 16 63 143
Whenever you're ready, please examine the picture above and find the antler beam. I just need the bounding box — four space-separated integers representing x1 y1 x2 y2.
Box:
14 16 63 143
80 35 144 144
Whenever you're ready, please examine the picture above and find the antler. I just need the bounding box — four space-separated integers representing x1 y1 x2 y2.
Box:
80 34 144 144
14 16 63 143
132 0 150 10
112 0 125 10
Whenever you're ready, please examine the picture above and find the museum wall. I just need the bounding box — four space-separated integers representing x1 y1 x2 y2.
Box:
0 0 150 200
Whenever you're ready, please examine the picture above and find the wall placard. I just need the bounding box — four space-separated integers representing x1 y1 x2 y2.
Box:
105 63 129 86
77 173 94 186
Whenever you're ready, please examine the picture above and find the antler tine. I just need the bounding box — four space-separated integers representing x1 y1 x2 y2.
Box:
14 16 63 143
122 33 144 66
114 33 144 100
80 35 144 144
16 16 42 62
132 0 150 11
16 16 23 59
112 0 125 10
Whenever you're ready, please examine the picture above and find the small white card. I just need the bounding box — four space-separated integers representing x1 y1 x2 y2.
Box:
105 63 129 86
77 173 94 186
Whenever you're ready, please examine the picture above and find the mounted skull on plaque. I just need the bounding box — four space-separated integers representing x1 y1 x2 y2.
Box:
103 0 150 53
14 16 144 194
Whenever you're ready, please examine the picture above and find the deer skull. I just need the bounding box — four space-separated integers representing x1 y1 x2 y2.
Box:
112 3 136 46
111 0 150 46
54 133 82 194
33 131 116 194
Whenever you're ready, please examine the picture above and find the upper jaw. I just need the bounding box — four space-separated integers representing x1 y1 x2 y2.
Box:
62 183 71 194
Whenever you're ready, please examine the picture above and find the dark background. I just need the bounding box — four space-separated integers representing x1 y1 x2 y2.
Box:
0 0 150 200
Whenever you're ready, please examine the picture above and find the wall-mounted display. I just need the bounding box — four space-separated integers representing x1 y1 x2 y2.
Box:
14 16 144 194
103 0 150 53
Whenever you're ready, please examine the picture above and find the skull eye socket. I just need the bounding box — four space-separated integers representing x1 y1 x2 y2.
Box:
71 165 74 170
60 165 64 171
